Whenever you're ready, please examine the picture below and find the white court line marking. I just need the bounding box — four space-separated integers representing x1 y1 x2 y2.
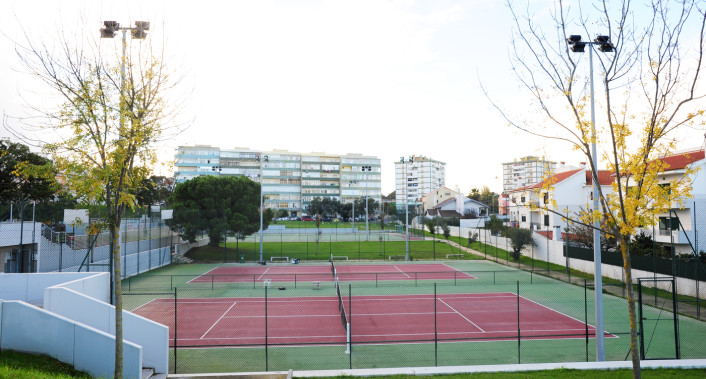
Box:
187 266 221 284
440 263 477 279
393 265 411 278
512 292 615 337
256 266 271 281
200 301 238 339
221 311 457 319
130 298 157 313
437 298 486 332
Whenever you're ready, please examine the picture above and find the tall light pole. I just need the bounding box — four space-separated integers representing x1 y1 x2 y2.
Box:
100 20 149 303
362 165 372 241
349 180 357 231
567 34 614 362
400 156 413 261
257 154 269 262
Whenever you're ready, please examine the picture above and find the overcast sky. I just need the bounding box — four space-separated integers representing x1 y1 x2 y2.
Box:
1 0 704 196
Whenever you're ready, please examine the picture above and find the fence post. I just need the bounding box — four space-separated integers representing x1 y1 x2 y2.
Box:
434 283 438 367
584 279 589 362
348 283 352 369
516 281 521 364
59 232 63 272
174 287 178 374
265 285 269 371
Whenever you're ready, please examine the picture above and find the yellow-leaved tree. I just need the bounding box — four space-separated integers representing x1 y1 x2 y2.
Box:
10 22 184 378
486 1 706 378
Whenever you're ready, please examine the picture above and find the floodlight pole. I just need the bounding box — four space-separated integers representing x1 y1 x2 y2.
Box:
259 155 268 263
100 20 149 305
588 43 606 362
568 33 611 362
349 180 357 231
364 169 369 241
401 157 412 261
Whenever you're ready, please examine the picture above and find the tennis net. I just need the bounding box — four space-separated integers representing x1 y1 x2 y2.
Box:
335 277 348 330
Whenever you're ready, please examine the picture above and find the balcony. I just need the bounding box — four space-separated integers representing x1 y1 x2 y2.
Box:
654 229 695 245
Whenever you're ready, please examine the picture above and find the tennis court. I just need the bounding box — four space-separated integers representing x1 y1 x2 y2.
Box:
187 263 476 284
122 259 706 373
131 292 612 348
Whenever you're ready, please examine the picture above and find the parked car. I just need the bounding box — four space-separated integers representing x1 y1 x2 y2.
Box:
302 216 313 221
322 217 332 222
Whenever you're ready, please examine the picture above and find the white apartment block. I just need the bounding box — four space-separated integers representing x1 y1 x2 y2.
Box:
394 155 445 208
502 156 557 192
175 146 380 216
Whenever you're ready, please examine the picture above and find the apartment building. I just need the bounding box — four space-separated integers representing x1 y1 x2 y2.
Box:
502 156 557 192
175 146 380 216
394 155 446 208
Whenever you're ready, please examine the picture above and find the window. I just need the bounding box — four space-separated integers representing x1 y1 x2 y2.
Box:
520 196 525 203
543 193 549 204
658 216 679 231
659 183 671 195
521 215 526 222
544 214 549 226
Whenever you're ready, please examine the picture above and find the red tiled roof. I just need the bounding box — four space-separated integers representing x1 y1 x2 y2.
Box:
509 169 582 192
654 150 705 171
586 170 614 186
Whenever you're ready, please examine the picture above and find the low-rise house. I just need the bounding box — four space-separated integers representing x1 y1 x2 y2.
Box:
425 197 490 219
422 186 490 219
507 166 614 240
637 148 705 256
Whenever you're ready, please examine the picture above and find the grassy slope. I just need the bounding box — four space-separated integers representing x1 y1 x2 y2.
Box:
0 350 91 379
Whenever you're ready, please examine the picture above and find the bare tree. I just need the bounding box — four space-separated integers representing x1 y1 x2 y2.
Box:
485 1 705 377
7 19 188 378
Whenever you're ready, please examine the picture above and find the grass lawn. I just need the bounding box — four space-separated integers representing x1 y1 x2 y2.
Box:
188 239 482 262
0 350 91 378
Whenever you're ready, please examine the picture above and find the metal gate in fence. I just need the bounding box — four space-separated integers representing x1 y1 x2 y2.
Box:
638 277 680 360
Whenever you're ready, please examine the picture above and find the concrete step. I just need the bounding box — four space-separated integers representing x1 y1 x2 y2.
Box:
142 368 154 379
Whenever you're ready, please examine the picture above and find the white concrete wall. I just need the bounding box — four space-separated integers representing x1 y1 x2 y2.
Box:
0 300 142 379
0 222 41 248
0 272 168 375
0 272 108 305
44 287 168 374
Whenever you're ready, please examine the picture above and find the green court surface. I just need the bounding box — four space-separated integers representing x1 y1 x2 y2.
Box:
122 260 706 374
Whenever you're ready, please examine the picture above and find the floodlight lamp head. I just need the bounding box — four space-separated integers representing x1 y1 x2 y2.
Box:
103 21 119 30
135 21 150 30
409 156 414 163
100 28 115 38
570 41 586 53
594 35 614 52
131 29 147 39
567 35 582 44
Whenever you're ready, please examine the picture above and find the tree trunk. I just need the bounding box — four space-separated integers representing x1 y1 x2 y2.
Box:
112 224 123 378
619 239 641 379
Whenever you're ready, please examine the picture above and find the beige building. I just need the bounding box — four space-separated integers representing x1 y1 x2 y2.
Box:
395 155 446 208
502 156 556 192
175 145 381 216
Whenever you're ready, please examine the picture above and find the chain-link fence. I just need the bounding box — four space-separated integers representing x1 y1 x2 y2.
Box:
122 265 704 374
1 203 176 277
460 199 706 322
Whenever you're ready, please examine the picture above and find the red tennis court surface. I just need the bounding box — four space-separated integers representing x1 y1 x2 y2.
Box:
188 263 476 284
132 293 614 347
